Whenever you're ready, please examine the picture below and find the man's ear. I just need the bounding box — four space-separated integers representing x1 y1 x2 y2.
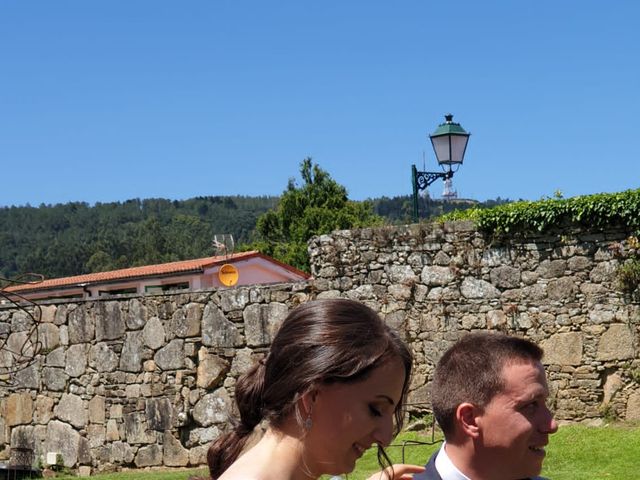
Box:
456 402 481 438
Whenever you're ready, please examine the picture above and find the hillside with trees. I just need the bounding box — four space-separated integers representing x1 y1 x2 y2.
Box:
0 196 277 280
0 161 512 280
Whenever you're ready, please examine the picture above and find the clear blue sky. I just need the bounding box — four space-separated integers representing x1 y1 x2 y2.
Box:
2 1 639 207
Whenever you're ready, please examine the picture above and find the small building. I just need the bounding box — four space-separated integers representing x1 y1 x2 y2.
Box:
3 251 310 302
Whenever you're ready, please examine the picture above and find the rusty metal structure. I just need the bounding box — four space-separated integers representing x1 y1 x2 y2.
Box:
0 274 44 386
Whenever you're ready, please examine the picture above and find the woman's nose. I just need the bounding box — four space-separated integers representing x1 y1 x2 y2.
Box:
373 416 394 447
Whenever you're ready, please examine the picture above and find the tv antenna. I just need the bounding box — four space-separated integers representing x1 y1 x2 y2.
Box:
212 234 235 258
442 177 458 200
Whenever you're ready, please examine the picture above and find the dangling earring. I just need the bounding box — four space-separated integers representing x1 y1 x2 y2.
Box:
304 406 313 430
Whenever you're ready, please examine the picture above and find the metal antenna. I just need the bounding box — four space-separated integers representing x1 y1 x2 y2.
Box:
212 234 235 258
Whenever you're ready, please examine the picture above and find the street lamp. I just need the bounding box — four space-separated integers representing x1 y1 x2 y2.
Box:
412 114 471 221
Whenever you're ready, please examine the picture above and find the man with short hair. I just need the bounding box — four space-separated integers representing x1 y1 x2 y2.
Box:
414 332 558 480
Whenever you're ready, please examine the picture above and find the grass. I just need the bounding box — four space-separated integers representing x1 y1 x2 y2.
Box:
52 424 639 480
542 423 640 479
353 423 640 480
53 467 209 480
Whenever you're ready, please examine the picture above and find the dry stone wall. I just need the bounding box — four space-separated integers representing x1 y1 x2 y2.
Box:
1 221 639 471
0 284 313 471
308 221 640 423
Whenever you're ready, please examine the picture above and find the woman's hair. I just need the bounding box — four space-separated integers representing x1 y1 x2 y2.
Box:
207 298 413 479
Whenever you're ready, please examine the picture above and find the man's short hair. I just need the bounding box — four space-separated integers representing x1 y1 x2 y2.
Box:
431 332 543 437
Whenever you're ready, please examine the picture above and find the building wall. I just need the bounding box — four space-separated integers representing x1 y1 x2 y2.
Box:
8 256 306 302
0 221 638 471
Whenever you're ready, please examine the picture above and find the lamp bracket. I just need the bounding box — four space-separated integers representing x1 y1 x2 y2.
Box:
414 169 454 191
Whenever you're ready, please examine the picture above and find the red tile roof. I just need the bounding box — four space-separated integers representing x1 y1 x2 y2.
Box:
4 251 309 293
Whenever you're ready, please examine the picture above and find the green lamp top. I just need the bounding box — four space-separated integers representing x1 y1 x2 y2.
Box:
430 113 469 137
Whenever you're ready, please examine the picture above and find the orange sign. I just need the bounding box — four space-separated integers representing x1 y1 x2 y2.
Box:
218 264 239 286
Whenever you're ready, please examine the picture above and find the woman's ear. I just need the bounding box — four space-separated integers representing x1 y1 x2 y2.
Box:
456 402 481 438
299 388 318 416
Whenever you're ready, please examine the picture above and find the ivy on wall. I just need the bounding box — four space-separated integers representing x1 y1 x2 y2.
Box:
441 188 640 297
440 188 640 235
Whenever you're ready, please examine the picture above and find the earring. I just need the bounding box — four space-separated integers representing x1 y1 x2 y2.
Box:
304 415 313 430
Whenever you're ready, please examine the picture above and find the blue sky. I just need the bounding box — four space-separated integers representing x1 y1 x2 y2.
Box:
1 1 639 207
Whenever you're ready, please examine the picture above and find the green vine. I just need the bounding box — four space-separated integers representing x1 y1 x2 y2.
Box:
621 361 640 384
439 190 640 298
439 188 640 235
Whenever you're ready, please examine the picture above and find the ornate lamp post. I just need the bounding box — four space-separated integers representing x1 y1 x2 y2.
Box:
412 114 471 221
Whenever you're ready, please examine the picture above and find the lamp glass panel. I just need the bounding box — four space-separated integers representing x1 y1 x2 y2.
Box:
449 135 469 164
431 135 451 165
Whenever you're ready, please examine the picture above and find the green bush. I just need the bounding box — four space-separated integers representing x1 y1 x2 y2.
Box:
617 258 640 294
439 189 640 236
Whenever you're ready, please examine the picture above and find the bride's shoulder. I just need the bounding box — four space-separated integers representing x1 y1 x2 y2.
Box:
217 464 265 480
218 476 262 480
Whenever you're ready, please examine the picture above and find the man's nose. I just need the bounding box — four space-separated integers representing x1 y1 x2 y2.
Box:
540 406 559 434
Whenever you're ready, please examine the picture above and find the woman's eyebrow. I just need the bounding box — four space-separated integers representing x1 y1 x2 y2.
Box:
375 394 395 406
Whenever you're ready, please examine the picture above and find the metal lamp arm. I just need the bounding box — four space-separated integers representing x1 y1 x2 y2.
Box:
414 169 453 191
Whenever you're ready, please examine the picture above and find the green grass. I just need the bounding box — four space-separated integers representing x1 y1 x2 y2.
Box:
54 467 209 480
352 424 640 480
542 424 640 479
347 430 441 480
53 424 639 480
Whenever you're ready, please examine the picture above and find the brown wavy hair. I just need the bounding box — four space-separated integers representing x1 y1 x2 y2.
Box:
207 298 413 479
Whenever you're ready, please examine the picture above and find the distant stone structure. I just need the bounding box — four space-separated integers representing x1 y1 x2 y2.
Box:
1 221 638 472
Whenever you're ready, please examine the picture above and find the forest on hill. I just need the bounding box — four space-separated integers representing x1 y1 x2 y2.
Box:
0 196 278 281
0 183 509 281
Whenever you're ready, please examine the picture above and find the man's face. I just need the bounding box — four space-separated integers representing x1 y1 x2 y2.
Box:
476 360 558 480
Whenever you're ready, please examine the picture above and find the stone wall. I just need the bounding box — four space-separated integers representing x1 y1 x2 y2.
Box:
1 221 639 471
0 283 314 471
308 221 640 423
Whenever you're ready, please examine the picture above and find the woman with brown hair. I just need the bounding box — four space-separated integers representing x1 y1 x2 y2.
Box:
207 298 423 480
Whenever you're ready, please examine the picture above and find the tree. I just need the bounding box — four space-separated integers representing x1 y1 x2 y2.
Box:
249 158 383 271
132 216 168 266
85 250 114 273
164 214 214 260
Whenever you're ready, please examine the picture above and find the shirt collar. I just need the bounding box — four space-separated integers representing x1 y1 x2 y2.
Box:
434 442 472 480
